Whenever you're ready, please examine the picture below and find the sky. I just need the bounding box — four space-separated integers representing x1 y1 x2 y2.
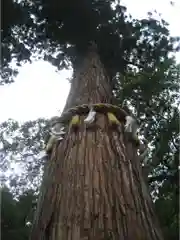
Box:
0 0 179 123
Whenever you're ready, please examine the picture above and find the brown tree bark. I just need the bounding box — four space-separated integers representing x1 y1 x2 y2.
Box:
30 46 164 240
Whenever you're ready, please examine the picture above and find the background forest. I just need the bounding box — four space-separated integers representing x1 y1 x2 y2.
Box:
1 0 179 239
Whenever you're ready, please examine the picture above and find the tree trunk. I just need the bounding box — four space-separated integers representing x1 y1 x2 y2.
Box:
30 46 164 240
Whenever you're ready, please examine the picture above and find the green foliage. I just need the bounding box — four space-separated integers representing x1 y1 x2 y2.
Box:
1 186 37 240
154 174 179 240
0 118 49 193
1 0 33 84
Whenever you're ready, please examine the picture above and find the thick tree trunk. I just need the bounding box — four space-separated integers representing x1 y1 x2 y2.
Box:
30 47 163 239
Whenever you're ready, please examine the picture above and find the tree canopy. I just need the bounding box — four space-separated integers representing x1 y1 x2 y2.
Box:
2 0 179 84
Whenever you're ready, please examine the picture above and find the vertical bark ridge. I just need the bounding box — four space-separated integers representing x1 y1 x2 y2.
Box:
35 114 162 240
63 49 113 112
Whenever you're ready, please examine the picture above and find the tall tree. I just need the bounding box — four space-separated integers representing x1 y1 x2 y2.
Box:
1 1 179 239
30 45 163 239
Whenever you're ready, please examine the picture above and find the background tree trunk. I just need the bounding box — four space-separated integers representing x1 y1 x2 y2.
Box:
30 47 164 240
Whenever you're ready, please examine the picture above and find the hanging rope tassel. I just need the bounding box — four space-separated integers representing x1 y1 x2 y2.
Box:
69 115 80 129
45 135 58 154
107 112 120 126
45 129 66 155
84 107 96 125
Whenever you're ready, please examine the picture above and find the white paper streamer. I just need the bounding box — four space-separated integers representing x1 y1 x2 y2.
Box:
124 115 137 133
84 108 96 124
